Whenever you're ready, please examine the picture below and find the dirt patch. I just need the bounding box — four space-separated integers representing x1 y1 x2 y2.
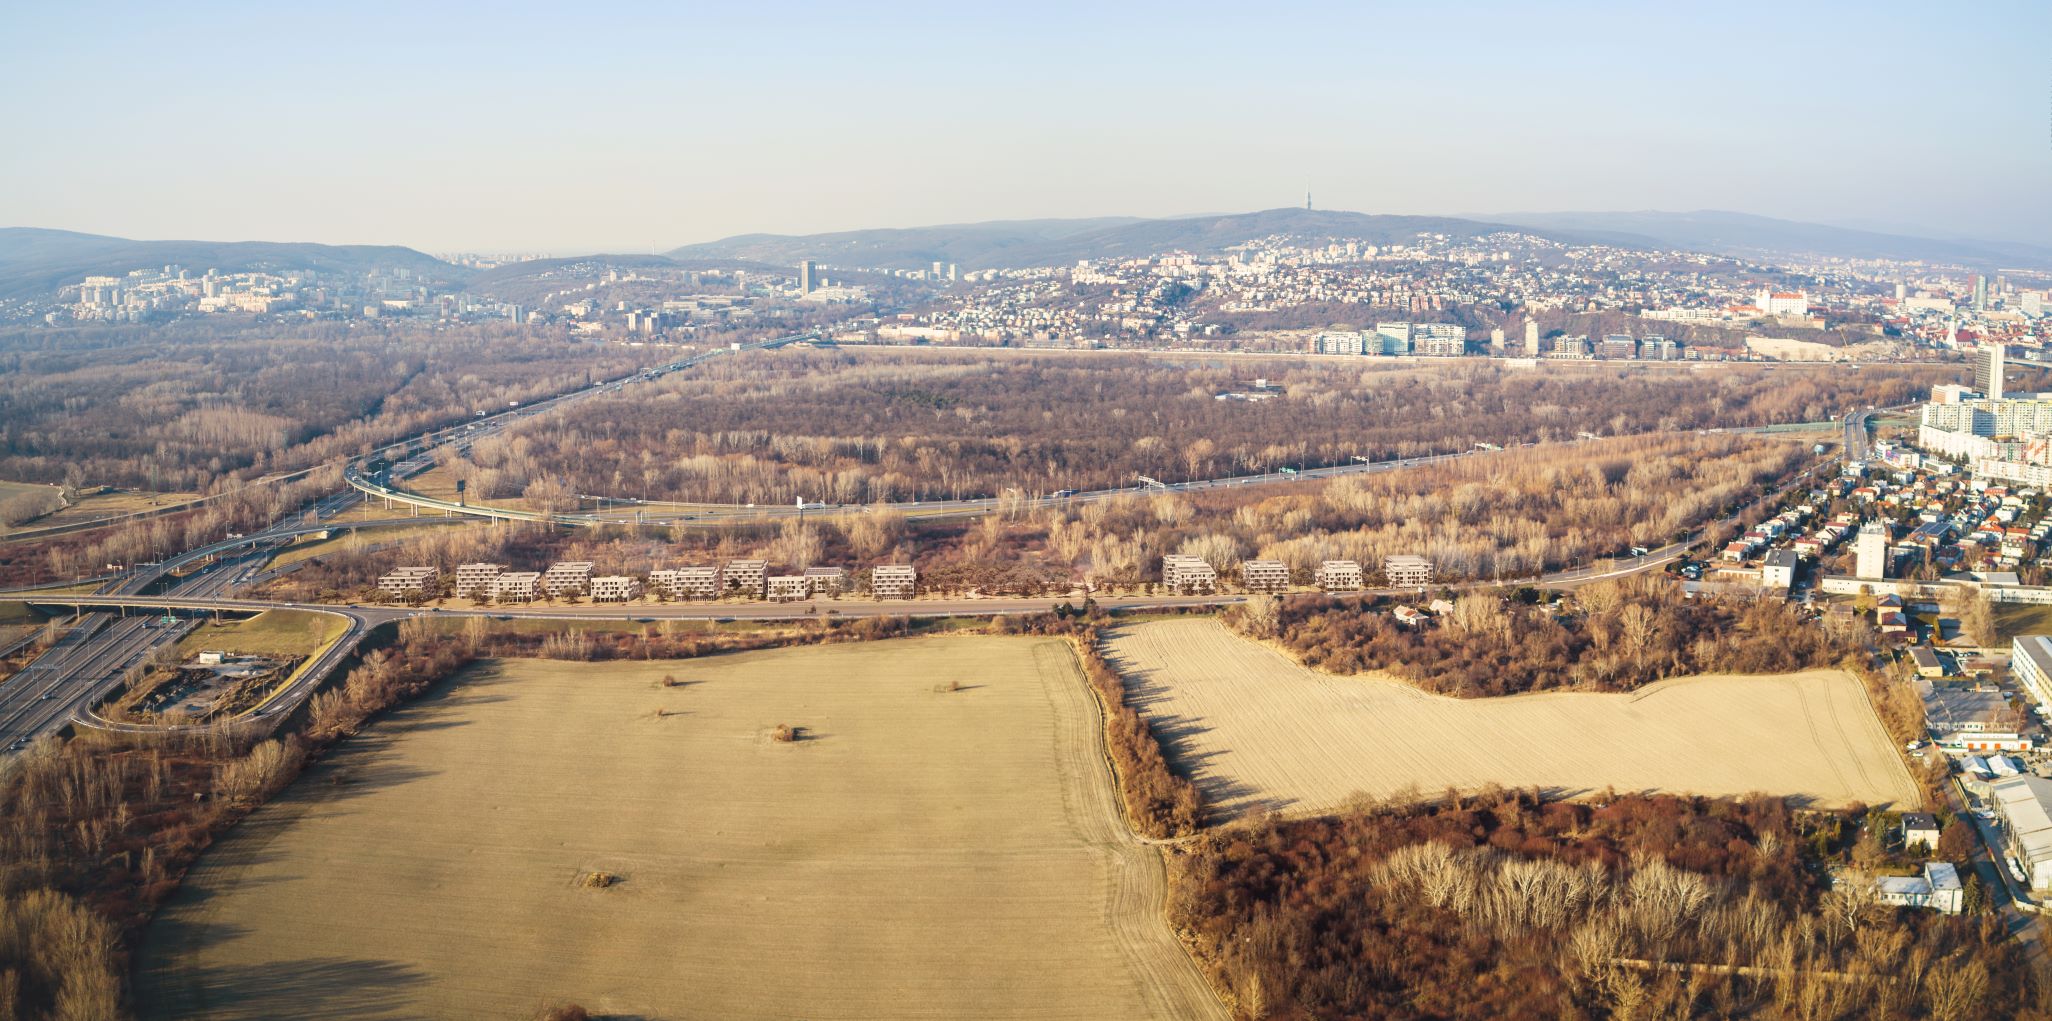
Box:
1103 618 1919 820
137 637 1222 1020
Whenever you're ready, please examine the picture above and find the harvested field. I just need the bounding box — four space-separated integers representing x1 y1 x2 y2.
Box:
138 637 1223 1021
1106 618 1919 819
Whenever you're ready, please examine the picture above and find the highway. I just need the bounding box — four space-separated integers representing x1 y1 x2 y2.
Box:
347 421 1844 531
0 406 1853 748
0 512 466 749
0 320 1864 756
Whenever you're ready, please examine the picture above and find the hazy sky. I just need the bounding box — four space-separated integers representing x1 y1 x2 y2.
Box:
4 1 2047 253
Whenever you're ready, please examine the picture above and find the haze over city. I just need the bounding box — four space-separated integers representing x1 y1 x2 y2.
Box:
4 0 2049 252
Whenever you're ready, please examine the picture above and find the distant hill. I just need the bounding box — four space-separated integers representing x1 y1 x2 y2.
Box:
672 207 2052 272
0 227 469 299
1480 210 2052 270
668 215 1154 270
668 209 1608 270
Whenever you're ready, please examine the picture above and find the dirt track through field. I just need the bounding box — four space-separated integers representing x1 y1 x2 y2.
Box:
1104 618 1919 820
137 638 1224 1020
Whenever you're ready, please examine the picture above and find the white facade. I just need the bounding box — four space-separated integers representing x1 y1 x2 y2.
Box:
1992 775 2052 893
1756 290 1809 316
589 576 641 602
1162 554 1218 594
1240 559 1290 593
1316 560 1363 593
1855 522 1890 580
490 571 541 602
1383 554 1434 587
1872 862 1964 914
650 566 720 600
872 564 917 599
721 559 768 597
542 561 594 597
453 562 503 598
1978 344 2006 400
2015 635 2052 714
803 566 847 595
377 565 438 599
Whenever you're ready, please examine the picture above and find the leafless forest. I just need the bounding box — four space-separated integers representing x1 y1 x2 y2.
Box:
0 322 656 491
1172 789 2029 1020
441 348 1940 505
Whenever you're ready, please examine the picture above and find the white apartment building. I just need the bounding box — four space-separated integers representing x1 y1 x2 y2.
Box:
722 559 768 597
767 575 810 601
803 566 847 596
1872 862 1964 915
542 561 594 597
377 565 438 599
1979 344 2007 400
651 566 720 600
1383 554 1434 587
1315 560 1363 593
2014 635 2052 713
490 571 541 602
1313 330 1365 356
872 564 917 599
1855 522 1890 580
1756 290 1809 317
1240 559 1290 593
453 562 504 598
1991 775 2052 893
589 576 641 602
1162 554 1218 594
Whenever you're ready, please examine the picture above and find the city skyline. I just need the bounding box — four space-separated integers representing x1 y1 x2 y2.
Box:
3 1 2048 253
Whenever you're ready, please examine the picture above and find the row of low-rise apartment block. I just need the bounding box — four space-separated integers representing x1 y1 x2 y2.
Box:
1160 557 1384 595
438 561 898 602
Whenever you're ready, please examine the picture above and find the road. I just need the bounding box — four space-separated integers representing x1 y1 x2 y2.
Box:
0 409 1851 747
0 512 466 749
1844 408 1874 463
347 420 1844 531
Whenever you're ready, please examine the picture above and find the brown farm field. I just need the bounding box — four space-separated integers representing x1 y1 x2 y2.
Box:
137 637 1224 1021
1105 618 1919 819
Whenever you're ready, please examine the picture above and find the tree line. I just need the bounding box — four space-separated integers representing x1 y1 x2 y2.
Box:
1234 574 1861 697
450 346 1940 507
1171 787 2034 1020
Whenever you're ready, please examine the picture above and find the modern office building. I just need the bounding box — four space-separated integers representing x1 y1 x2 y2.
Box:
2013 635 2052 712
1978 344 2006 400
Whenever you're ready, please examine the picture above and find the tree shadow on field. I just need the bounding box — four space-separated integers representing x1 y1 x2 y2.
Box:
136 954 431 1021
1149 710 1287 820
1097 645 1285 820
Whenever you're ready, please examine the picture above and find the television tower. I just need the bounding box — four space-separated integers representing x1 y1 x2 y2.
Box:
1305 189 1312 211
